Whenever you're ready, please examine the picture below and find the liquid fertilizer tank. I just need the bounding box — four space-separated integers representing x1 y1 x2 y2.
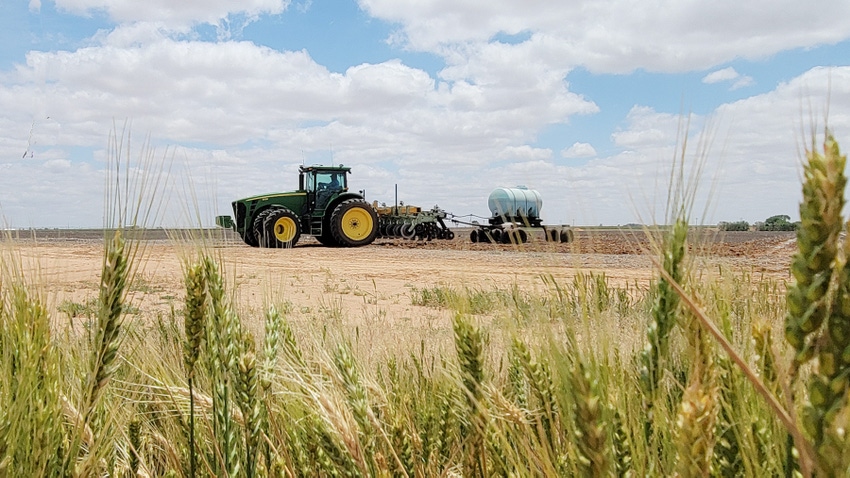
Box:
488 186 543 219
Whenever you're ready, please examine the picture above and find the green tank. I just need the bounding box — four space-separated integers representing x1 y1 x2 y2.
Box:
215 165 378 248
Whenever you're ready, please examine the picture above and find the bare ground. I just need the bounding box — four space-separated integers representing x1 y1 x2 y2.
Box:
6 228 795 323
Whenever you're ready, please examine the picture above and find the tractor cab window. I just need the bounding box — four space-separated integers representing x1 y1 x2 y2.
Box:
315 172 344 192
310 170 346 210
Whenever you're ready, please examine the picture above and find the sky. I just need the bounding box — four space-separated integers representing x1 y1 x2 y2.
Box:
1 0 850 228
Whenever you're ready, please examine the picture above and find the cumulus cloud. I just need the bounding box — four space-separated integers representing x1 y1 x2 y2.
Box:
54 0 288 28
498 145 553 161
561 142 596 158
703 67 740 84
1 1 849 227
361 0 850 73
0 26 601 225
703 67 755 90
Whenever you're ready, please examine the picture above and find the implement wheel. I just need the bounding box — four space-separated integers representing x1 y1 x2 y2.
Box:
503 229 527 244
401 223 416 240
330 199 378 247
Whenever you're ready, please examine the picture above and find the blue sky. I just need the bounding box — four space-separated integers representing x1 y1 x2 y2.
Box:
1 0 850 227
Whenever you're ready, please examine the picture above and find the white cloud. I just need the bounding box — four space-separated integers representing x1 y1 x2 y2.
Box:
561 142 596 158
2 2 850 227
498 145 553 162
0 29 600 225
54 0 288 27
703 67 755 90
703 67 740 84
361 0 850 74
731 76 755 90
1 64 849 227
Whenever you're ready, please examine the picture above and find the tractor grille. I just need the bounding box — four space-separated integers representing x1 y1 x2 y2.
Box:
234 202 245 227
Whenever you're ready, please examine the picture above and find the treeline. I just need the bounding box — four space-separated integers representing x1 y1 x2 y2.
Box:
717 214 799 231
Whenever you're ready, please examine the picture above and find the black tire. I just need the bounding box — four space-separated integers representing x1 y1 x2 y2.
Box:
503 229 523 244
518 229 528 243
446 230 455 240
252 207 301 249
330 199 378 247
470 230 479 243
491 228 502 243
401 223 416 240
261 208 301 248
242 228 259 247
560 229 574 243
545 228 558 242
252 208 279 248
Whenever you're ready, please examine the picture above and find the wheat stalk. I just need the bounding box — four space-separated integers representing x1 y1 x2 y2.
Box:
652 255 816 475
182 259 207 478
236 351 262 478
569 359 610 477
452 313 488 477
203 256 242 477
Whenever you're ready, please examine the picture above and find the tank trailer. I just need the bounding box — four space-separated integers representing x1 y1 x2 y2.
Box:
463 186 573 244
215 165 569 248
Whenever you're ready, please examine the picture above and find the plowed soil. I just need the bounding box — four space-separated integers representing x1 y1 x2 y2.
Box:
6 228 796 330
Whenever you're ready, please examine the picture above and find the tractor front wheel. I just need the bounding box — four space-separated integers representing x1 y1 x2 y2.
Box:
330 199 378 247
254 208 301 248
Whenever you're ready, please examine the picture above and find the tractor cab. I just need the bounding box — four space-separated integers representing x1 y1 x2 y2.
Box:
300 165 350 211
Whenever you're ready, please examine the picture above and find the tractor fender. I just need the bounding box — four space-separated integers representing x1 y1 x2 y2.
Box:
324 192 370 216
321 192 371 232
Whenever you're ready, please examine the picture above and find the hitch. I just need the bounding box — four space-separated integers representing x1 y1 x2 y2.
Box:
215 215 234 229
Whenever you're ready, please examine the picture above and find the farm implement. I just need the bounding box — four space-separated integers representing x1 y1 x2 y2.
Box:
215 164 455 248
215 165 569 248
448 186 573 245
373 204 455 241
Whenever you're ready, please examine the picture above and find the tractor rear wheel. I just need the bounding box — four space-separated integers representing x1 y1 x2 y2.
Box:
330 199 378 247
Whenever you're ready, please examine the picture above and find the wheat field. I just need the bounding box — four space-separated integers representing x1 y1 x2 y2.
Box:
2 133 849 477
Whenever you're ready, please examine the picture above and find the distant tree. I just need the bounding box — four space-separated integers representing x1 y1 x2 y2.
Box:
718 221 750 231
758 214 797 231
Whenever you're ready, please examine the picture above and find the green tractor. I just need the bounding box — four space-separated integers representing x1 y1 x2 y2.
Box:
215 165 378 248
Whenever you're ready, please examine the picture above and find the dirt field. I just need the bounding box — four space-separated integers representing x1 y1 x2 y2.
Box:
5 228 796 332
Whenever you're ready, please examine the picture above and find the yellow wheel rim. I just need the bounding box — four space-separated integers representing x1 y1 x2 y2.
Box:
273 216 297 242
341 207 373 240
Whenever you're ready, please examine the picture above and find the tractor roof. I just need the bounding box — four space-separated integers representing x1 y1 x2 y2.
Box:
299 164 351 173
